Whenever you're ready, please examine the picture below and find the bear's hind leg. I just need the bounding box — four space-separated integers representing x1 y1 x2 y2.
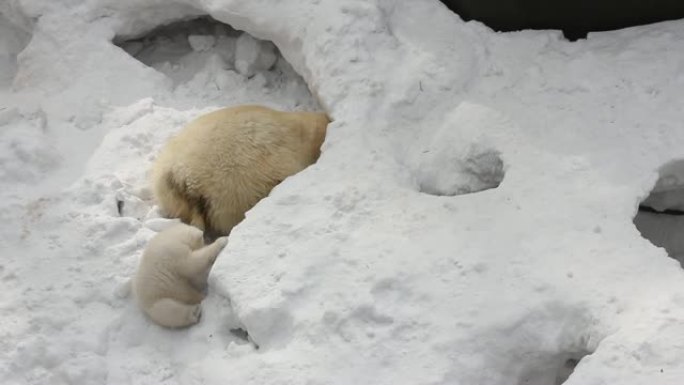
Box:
146 298 202 328
157 171 207 231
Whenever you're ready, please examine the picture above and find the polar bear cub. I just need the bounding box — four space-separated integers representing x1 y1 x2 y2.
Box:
151 105 330 236
133 223 228 328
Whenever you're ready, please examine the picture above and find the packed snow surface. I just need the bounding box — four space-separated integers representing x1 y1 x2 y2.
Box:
2 0 684 384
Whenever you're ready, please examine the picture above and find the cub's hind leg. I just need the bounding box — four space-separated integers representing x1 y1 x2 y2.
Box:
146 298 202 328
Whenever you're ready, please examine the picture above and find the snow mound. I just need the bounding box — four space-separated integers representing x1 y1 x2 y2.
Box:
234 32 277 77
0 12 31 88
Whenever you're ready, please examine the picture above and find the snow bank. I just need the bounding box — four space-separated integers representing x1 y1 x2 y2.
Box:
2 0 684 384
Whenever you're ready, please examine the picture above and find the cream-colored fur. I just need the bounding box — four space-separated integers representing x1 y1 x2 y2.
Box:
151 105 330 235
133 223 228 328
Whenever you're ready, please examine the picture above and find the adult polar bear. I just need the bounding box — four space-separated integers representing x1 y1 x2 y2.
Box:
133 223 228 328
152 105 330 236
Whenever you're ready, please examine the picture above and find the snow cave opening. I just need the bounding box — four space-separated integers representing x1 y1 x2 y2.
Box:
633 159 684 267
416 145 505 197
517 351 589 385
112 16 308 93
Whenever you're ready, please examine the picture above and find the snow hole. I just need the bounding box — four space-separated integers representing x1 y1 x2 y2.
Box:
517 350 589 385
109 15 325 231
416 144 504 196
480 304 595 385
113 16 298 91
633 159 684 266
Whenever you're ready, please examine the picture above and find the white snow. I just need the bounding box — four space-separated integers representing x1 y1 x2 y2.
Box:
234 32 277 77
2 0 684 384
